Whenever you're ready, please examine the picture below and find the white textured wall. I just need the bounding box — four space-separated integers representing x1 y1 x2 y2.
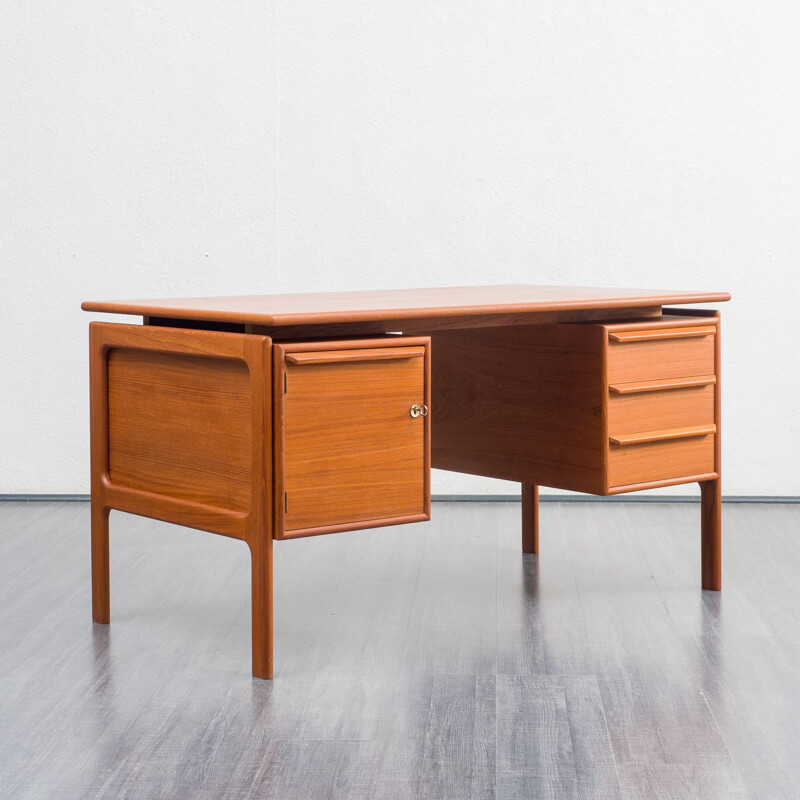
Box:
2 2 798 496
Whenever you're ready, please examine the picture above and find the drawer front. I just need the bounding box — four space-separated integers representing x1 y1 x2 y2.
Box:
608 434 715 489
608 383 715 437
276 339 430 538
607 331 714 384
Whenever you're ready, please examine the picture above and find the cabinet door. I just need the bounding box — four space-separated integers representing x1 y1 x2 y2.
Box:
274 338 430 538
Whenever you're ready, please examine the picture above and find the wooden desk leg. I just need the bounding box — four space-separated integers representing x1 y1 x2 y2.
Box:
89 322 111 623
249 536 274 679
522 483 539 554
700 479 721 591
91 502 111 623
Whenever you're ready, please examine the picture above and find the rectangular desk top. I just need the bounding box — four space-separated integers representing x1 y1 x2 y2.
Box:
82 285 730 328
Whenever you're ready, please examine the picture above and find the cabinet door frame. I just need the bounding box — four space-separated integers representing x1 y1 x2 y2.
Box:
272 336 431 540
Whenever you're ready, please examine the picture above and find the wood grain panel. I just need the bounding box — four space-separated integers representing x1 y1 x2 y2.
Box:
276 340 430 536
108 349 252 512
431 324 607 494
608 435 715 488
608 384 715 437
608 334 715 384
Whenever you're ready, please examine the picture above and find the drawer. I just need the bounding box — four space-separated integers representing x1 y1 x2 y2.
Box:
608 380 715 437
608 432 715 489
604 316 718 490
274 338 431 538
607 326 715 384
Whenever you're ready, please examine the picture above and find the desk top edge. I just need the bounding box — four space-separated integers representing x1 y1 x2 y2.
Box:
81 284 730 326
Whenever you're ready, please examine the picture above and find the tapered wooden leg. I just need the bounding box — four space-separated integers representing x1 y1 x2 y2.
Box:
91 502 110 623
522 483 539 554
700 479 721 591
250 537 274 679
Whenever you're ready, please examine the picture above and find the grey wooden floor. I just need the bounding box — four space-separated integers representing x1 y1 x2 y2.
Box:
1 501 799 799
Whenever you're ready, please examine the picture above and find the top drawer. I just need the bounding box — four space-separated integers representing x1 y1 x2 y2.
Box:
607 325 715 384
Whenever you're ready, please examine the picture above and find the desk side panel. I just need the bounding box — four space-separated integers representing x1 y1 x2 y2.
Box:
108 349 252 511
431 325 607 494
90 323 271 539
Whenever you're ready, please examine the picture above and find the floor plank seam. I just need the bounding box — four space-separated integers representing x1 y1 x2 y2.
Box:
593 673 625 799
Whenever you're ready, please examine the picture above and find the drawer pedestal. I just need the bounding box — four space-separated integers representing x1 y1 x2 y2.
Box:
432 309 722 591
431 310 720 495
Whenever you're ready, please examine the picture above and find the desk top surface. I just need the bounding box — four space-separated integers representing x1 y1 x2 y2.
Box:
82 284 730 327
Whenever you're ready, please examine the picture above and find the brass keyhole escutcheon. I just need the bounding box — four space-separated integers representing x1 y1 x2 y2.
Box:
409 404 428 418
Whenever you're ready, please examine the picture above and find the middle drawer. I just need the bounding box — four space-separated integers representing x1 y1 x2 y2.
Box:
608 382 715 436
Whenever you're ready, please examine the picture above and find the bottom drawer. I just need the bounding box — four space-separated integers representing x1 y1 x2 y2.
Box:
608 434 715 489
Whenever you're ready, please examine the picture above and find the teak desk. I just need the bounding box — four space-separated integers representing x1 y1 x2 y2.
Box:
82 285 730 678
